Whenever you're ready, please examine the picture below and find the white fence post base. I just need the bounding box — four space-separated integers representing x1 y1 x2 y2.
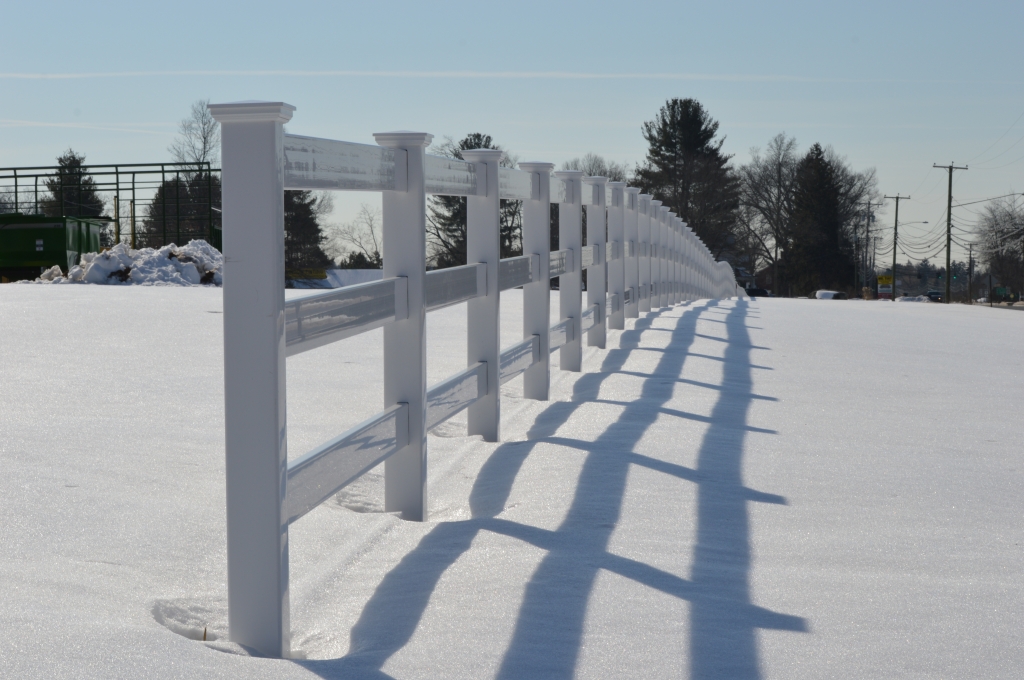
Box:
375 131 431 521
584 176 607 348
464 149 503 442
520 162 554 400
649 200 662 308
556 171 583 372
624 187 640 319
658 206 670 308
639 195 652 313
210 100 294 659
607 181 626 330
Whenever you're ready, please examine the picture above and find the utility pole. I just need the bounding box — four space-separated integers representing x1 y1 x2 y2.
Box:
933 163 968 303
884 195 909 300
968 243 973 304
856 200 875 297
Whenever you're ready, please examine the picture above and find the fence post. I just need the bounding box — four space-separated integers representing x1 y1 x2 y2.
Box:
649 200 662 308
607 181 626 330
688 225 696 301
463 149 503 442
209 100 294 659
663 208 673 307
555 171 583 371
374 131 432 521
624 187 640 319
696 242 703 298
583 176 607 348
671 216 679 303
639 195 652 313
520 162 554 400
681 225 690 301
667 213 677 305
706 245 712 297
656 205 668 308
702 243 709 297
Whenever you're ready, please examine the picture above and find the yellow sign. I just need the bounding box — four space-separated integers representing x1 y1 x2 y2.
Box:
877 275 893 285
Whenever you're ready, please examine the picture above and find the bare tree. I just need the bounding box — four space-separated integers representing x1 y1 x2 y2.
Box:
561 153 628 181
738 133 799 288
169 99 220 168
977 195 1024 293
325 202 383 267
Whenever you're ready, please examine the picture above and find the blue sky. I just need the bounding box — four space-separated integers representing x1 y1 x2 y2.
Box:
3 0 1022 263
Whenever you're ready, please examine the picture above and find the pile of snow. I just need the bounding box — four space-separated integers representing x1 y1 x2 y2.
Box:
29 240 222 286
896 295 931 302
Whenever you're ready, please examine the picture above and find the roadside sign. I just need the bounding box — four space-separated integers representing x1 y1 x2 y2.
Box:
877 275 893 299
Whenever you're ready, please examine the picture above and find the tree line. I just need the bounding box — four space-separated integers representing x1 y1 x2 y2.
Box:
12 97 895 295
335 97 881 297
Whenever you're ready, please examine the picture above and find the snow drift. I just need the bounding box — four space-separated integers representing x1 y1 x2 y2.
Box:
26 240 223 286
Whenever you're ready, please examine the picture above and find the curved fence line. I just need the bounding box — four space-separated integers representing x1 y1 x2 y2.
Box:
208 100 743 657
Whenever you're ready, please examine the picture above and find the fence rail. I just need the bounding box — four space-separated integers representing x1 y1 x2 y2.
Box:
208 100 742 658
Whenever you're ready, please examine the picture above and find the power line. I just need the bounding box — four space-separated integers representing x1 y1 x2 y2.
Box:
952 192 1022 208
967 107 1024 164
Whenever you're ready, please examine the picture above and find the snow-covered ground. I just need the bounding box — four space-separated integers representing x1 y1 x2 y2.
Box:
2 290 1023 678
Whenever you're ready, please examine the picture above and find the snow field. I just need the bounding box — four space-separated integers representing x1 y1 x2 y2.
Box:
1 289 1023 678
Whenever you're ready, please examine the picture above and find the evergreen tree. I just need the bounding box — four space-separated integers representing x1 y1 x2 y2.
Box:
787 143 855 293
633 98 740 259
427 133 522 268
141 171 221 248
284 190 334 273
43 149 105 218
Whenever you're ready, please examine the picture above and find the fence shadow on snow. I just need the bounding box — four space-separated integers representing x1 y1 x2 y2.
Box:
294 298 807 680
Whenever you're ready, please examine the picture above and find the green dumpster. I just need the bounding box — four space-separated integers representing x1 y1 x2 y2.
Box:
0 214 109 282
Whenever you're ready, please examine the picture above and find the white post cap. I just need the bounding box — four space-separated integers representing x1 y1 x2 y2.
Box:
373 131 433 148
519 162 555 172
208 101 295 123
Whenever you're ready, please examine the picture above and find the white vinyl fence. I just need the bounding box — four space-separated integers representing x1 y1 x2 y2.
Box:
208 101 742 657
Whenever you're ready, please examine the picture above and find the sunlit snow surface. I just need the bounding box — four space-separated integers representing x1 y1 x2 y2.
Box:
2 290 1023 679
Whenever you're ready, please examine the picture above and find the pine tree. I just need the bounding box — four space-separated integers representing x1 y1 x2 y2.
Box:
633 98 740 259
43 149 105 218
284 190 334 274
142 171 221 248
788 143 854 294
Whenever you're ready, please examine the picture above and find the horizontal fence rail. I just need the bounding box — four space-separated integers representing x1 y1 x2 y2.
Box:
285 277 407 357
425 263 486 311
548 318 574 352
549 249 572 278
499 335 540 385
209 100 744 658
283 135 401 192
425 361 488 431
283 403 409 524
498 254 536 291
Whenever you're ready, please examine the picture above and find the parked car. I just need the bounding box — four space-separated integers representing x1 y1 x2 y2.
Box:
745 287 769 297
926 290 943 302
815 290 847 300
